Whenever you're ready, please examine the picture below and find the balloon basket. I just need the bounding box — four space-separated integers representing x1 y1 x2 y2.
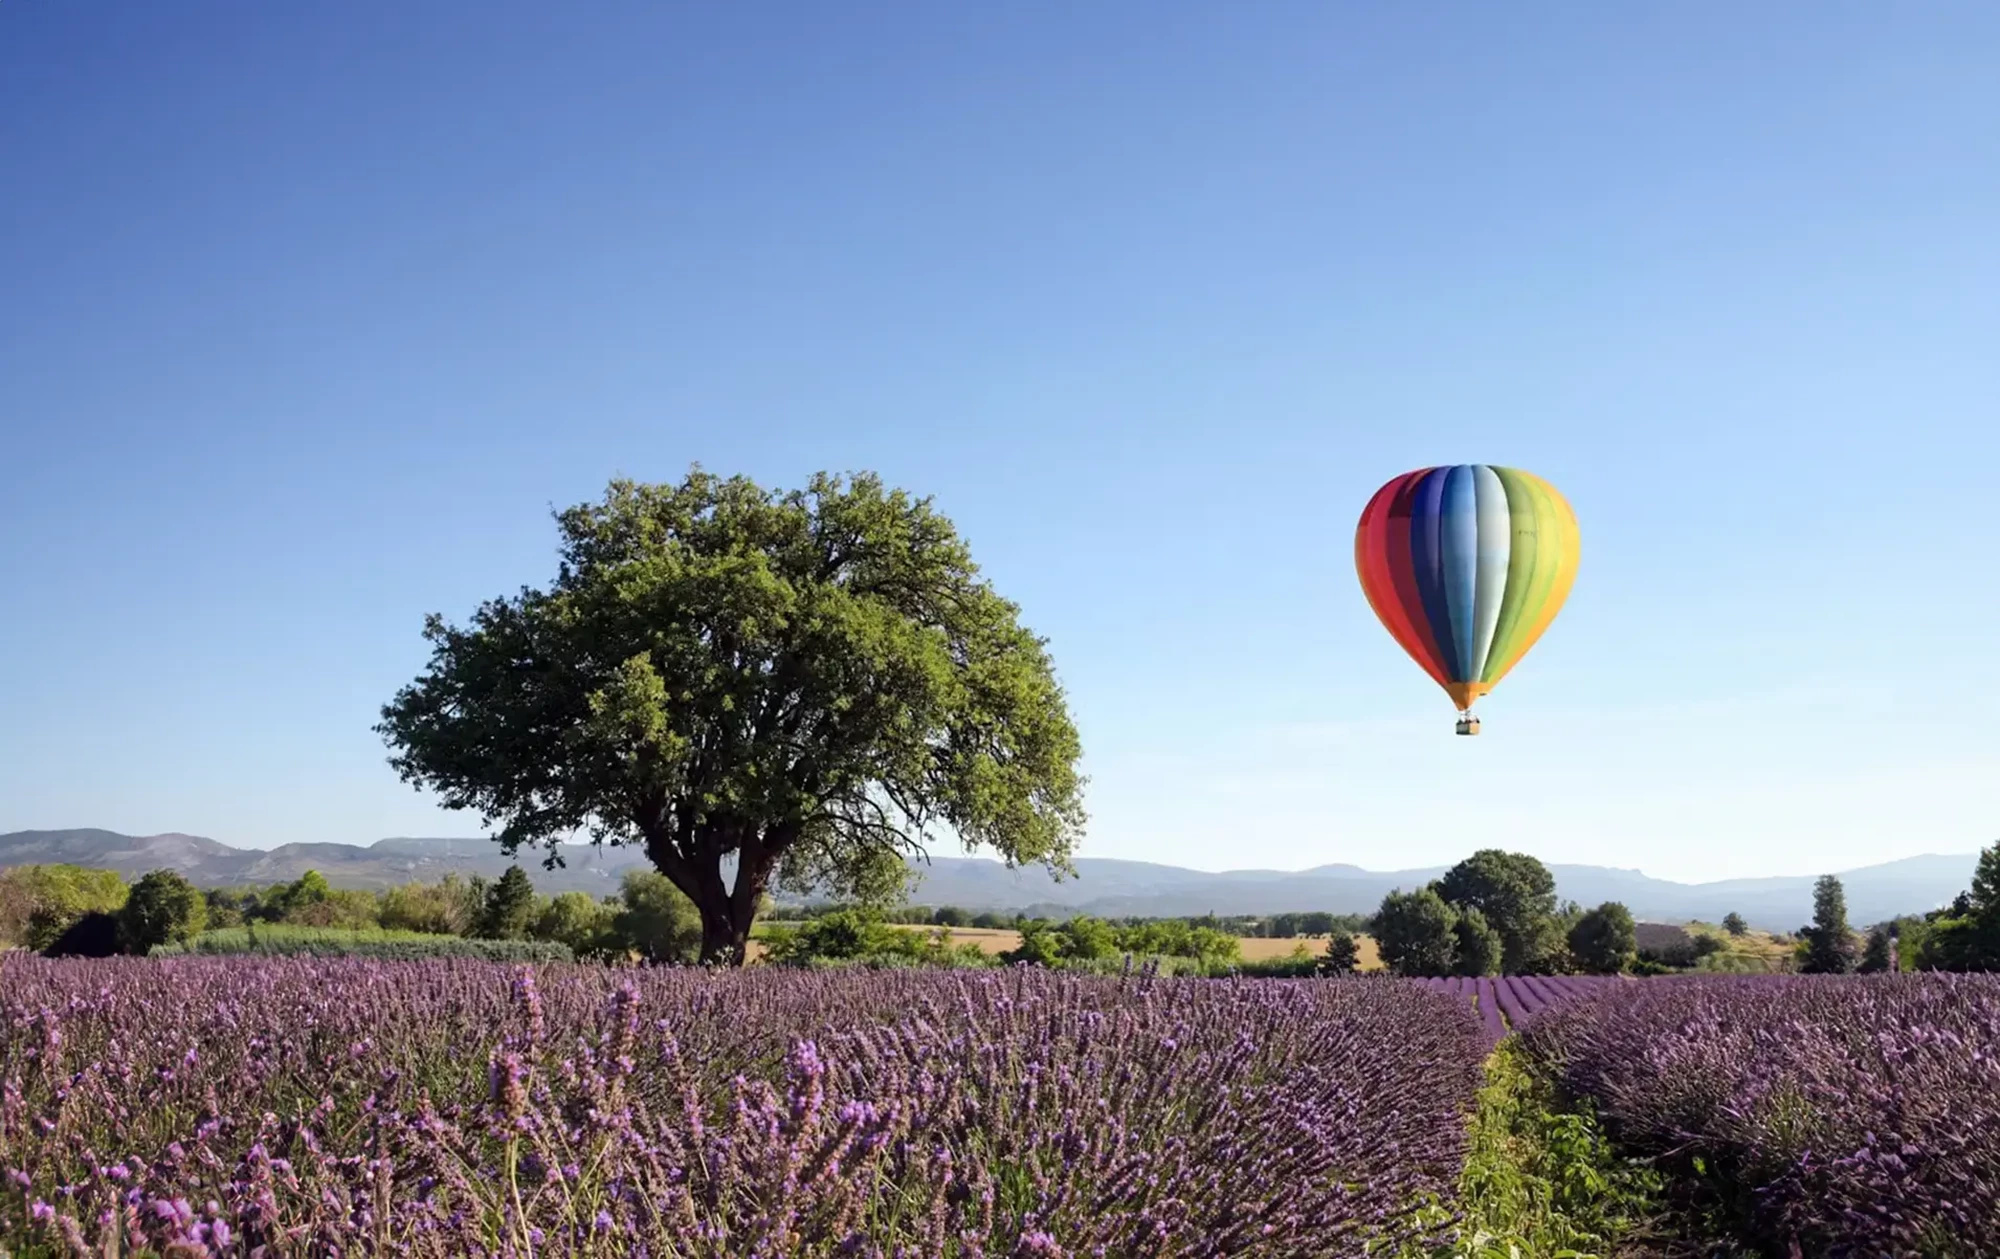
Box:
1454 715 1481 736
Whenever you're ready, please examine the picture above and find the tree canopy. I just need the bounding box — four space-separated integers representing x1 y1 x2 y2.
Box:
1799 874 1859 974
1372 888 1459 977
119 870 207 953
377 470 1087 962
1567 902 1637 975
1434 849 1561 973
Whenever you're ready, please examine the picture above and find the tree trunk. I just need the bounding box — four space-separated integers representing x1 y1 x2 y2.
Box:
696 900 751 966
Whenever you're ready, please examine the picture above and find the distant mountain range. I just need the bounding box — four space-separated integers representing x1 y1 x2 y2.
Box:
0 829 1982 931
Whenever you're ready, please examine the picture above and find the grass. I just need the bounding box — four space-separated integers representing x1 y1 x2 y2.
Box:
1414 1041 1674 1259
1683 921 1794 973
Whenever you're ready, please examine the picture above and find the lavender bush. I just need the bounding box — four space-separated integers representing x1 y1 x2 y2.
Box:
0 958 1484 1257
1520 974 2000 1257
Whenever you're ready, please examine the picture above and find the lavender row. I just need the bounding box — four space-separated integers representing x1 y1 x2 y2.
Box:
1520 974 2000 1257
0 958 1487 1257
1411 973 1624 1042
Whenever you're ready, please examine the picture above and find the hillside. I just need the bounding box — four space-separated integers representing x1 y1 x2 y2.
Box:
0 828 1981 929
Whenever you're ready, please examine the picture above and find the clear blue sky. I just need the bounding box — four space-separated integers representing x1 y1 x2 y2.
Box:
3 3 1996 883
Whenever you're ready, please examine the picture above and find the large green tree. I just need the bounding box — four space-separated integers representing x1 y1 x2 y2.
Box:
1567 902 1637 975
1372 888 1459 977
378 470 1087 963
1433 849 1561 973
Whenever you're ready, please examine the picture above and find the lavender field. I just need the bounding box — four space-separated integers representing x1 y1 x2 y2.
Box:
0 958 1485 1258
1522 974 2000 1258
4 958 1997 1257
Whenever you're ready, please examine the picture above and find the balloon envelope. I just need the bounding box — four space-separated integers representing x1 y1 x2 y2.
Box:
1354 465 1578 714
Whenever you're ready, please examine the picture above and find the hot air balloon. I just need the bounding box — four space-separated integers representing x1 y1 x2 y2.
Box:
1354 465 1578 735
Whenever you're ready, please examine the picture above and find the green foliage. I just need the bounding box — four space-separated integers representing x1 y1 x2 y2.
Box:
1567 903 1637 975
378 875 482 935
1373 888 1459 977
608 869 703 964
202 888 247 929
154 924 573 962
1451 907 1504 977
1916 915 2000 972
1434 850 1562 974
1859 924 1895 973
118 869 208 953
475 865 539 940
1721 912 1748 936
261 870 332 921
761 908 993 968
375 469 1088 963
282 887 382 930
1909 842 2000 972
996 916 1240 967
1408 1041 1668 1258
1972 841 2000 914
532 890 621 959
0 864 130 951
1798 875 1859 974
1321 931 1361 975
41 911 124 958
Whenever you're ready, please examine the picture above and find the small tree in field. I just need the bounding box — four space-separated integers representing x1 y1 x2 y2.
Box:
1319 931 1361 975
1722 912 1748 937
476 866 539 940
119 870 207 953
378 470 1086 964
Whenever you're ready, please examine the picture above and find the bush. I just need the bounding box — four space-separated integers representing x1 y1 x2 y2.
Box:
154 925 573 962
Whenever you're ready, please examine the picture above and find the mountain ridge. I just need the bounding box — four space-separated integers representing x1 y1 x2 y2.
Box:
2 828 1981 930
